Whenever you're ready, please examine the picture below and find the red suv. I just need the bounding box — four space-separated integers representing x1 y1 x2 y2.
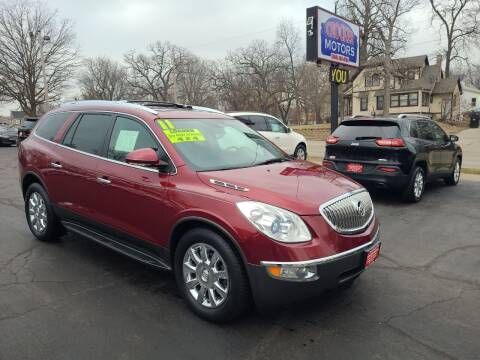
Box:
18 101 380 322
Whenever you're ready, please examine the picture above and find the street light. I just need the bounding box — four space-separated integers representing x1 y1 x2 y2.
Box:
29 31 50 113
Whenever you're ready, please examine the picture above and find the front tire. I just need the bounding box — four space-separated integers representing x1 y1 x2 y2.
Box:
25 183 61 242
403 166 425 202
294 144 307 160
174 228 251 323
444 158 461 186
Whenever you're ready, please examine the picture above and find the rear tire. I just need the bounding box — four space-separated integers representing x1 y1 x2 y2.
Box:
294 144 307 160
444 158 461 186
174 228 251 323
403 166 425 202
25 183 61 242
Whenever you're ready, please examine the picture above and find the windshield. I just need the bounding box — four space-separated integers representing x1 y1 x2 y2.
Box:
157 118 287 171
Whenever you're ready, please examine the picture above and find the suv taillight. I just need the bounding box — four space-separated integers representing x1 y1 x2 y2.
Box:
326 135 340 144
375 138 405 147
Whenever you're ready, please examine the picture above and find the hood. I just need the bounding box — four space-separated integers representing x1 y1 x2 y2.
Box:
197 161 361 215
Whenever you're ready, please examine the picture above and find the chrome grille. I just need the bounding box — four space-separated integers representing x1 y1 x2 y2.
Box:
319 189 374 234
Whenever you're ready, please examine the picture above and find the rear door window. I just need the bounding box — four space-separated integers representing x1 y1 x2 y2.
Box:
417 120 434 141
333 121 401 140
64 114 113 155
247 115 269 131
35 112 71 141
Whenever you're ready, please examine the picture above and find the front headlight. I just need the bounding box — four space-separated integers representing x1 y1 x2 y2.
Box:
236 201 311 243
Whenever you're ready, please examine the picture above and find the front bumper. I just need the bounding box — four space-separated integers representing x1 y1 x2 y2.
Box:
247 231 380 308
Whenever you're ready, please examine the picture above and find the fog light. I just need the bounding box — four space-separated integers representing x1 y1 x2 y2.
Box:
266 264 317 281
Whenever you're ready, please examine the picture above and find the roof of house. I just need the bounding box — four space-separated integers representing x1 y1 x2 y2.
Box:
432 78 462 95
364 55 429 69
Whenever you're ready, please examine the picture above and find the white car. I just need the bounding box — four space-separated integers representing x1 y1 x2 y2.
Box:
228 112 308 160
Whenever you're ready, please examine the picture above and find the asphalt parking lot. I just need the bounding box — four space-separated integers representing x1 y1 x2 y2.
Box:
1 145 479 360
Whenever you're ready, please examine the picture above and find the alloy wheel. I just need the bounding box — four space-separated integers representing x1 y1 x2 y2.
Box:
454 161 460 183
413 172 424 199
182 243 229 309
28 192 48 233
296 147 306 160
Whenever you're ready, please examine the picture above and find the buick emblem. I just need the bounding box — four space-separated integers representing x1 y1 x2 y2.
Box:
352 200 366 217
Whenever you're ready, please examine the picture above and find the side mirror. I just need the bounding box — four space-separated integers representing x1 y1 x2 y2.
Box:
286 127 292 133
126 148 167 168
449 134 459 142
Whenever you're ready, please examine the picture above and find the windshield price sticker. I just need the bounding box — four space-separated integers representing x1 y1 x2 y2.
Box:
156 119 206 143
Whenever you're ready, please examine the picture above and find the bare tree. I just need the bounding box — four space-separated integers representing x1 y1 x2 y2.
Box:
298 63 330 124
275 19 303 122
371 0 418 114
0 0 78 116
177 55 216 107
79 57 128 100
124 41 189 101
338 0 384 64
226 40 285 114
428 0 480 77
211 60 253 111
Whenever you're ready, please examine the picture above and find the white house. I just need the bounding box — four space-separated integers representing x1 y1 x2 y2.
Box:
461 82 480 113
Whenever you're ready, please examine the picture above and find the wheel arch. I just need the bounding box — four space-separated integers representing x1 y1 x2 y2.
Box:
22 171 47 199
169 217 249 272
414 159 428 176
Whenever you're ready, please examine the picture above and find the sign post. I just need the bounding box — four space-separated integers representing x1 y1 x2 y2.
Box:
306 6 360 132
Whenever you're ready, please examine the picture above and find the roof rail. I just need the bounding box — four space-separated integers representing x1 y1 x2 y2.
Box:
127 100 192 109
191 106 225 114
397 114 431 119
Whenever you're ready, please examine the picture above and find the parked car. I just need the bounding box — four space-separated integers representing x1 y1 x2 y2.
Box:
323 115 462 202
18 100 380 322
0 125 18 146
17 117 39 143
228 112 308 160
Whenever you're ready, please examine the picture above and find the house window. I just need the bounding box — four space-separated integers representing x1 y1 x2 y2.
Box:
407 70 416 80
365 74 380 87
422 92 430 106
472 98 477 107
391 95 399 107
390 93 419 107
360 95 368 111
344 97 352 116
376 96 384 110
410 93 418 106
399 94 409 106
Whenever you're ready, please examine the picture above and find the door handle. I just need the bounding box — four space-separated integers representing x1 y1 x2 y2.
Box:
50 162 63 169
96 177 111 185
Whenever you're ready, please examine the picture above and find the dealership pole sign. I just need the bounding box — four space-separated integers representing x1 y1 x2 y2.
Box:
306 6 360 69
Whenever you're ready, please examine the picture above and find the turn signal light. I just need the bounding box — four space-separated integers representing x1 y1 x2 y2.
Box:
266 264 318 281
326 135 340 144
375 138 405 147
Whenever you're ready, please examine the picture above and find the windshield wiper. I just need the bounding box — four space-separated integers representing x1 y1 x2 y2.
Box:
255 157 291 166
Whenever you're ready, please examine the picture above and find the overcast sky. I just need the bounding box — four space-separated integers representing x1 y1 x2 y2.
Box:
1 0 449 115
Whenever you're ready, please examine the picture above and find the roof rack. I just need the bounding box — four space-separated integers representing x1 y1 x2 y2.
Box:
397 114 431 119
127 100 192 109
